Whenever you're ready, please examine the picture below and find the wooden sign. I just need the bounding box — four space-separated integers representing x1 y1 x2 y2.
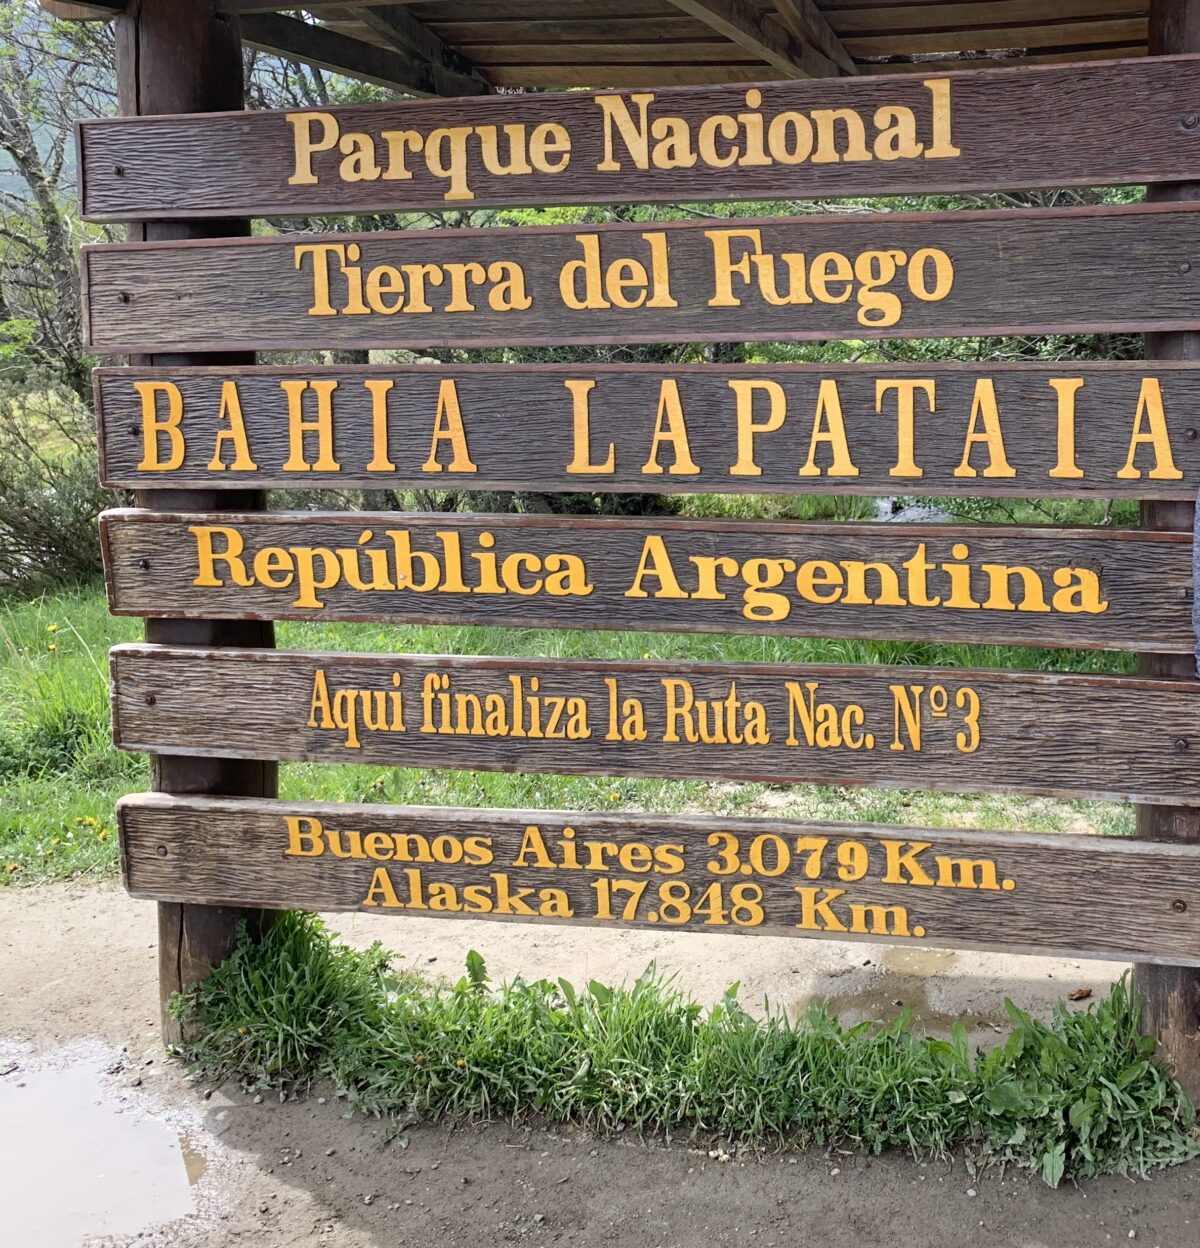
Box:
100 510 1194 654
110 645 1200 806
119 792 1200 967
81 203 1200 355
95 361 1200 501
77 56 1200 221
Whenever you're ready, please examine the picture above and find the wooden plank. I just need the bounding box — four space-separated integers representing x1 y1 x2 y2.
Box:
843 19 1146 58
239 11 490 96
1132 0 1200 1106
76 55 1200 221
829 2 1148 35
93 360 1200 501
438 43 764 66
857 47 1148 74
113 0 278 1048
41 1 124 17
423 16 739 45
482 64 773 86
99 509 1194 654
109 644 1200 806
78 203 1200 354
119 791 1200 967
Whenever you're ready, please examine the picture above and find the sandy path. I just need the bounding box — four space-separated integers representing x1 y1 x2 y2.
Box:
0 881 1197 1247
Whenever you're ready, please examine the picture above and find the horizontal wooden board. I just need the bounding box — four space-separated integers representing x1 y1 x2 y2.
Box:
118 792 1200 966
81 203 1200 354
94 361 1200 501
99 510 1194 653
110 645 1200 805
77 55 1200 219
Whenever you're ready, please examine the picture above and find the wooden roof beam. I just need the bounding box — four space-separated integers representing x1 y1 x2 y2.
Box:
240 10 489 97
345 4 493 95
771 0 858 75
665 0 845 79
39 1 124 17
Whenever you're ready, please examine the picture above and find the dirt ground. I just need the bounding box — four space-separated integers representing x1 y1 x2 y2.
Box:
1 881 1198 1248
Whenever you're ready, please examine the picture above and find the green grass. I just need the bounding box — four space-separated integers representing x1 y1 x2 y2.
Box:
0 582 1135 884
174 914 1200 1187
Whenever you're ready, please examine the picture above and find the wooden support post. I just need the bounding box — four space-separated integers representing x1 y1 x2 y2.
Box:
114 0 277 1043
1137 0 1200 1101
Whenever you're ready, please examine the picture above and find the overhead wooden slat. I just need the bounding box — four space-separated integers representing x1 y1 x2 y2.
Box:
858 44 1147 71
665 0 843 76
240 11 490 95
828 1 1145 35
39 0 122 16
408 0 687 17
483 63 786 84
452 42 764 64
424 17 743 44
844 18 1145 57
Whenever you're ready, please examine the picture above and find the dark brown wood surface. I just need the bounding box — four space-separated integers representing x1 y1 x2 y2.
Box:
94 360 1200 500
81 203 1200 354
99 509 1196 653
118 792 1200 967
110 644 1200 806
77 55 1200 220
1132 0 1200 1104
112 0 278 1046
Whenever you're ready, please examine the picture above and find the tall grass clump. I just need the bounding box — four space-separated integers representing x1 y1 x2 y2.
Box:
175 914 1199 1186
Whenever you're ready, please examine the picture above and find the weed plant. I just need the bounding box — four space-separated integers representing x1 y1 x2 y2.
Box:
175 914 1199 1187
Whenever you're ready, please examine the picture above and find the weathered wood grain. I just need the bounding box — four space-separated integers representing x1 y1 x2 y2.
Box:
94 360 1200 500
80 203 1200 354
112 0 278 1047
99 509 1195 653
77 55 1200 219
110 644 1200 806
117 792 1200 966
1132 0 1200 1105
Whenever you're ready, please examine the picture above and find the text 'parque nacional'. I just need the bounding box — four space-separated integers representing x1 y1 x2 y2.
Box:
77 57 1200 219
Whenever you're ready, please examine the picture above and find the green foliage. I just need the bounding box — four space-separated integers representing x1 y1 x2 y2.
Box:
176 915 1199 1184
0 383 114 592
967 984 1200 1184
0 587 143 882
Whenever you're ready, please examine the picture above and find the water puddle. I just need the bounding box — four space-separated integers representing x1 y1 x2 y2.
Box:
796 946 1012 1034
881 947 959 976
0 1056 199 1246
